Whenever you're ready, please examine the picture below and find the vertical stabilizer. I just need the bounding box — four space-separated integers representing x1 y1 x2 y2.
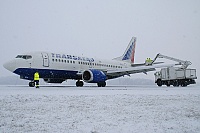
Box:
113 37 136 63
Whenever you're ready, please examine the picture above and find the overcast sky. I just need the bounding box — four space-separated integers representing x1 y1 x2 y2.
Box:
0 0 200 81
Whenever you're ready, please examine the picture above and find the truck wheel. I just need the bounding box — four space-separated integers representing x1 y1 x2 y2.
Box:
166 81 170 87
157 80 162 87
173 80 179 87
181 81 187 87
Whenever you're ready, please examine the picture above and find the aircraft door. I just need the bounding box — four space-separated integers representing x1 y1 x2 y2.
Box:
42 53 49 67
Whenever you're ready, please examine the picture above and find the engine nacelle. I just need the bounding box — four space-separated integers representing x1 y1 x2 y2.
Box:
43 78 64 83
82 69 107 83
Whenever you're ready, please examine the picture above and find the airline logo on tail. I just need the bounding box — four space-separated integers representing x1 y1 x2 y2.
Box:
122 37 136 63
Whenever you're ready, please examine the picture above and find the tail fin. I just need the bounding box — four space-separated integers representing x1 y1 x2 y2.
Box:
113 37 136 63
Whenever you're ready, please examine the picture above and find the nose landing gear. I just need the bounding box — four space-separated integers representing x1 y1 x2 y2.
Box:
29 81 35 87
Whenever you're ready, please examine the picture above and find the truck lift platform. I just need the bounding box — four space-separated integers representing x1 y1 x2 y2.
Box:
153 53 197 87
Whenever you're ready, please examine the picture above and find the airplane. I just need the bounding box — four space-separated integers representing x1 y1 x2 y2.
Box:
3 37 171 87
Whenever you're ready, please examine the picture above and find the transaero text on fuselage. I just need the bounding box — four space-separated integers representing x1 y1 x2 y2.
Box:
51 53 94 62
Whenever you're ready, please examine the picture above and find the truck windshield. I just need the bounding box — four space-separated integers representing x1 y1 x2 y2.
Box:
16 55 32 60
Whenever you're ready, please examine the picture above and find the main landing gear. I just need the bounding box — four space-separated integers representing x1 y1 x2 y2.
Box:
76 80 84 87
76 81 106 87
97 82 106 87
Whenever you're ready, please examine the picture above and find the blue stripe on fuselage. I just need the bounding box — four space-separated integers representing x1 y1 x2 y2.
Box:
13 68 80 81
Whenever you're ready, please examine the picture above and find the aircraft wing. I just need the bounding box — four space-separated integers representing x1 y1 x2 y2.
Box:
131 61 164 67
106 63 176 77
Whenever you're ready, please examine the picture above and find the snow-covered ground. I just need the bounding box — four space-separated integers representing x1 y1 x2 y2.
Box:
0 85 200 133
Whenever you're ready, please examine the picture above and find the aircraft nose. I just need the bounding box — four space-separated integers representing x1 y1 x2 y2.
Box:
3 60 16 72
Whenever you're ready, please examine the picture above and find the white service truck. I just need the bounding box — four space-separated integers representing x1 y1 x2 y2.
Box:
153 54 197 87
155 67 196 87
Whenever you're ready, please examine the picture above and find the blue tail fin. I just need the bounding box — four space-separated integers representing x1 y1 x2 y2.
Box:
113 37 136 63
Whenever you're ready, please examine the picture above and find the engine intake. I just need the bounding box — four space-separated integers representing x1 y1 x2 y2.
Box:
82 69 107 83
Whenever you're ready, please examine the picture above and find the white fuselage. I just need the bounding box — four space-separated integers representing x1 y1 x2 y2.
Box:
4 52 130 82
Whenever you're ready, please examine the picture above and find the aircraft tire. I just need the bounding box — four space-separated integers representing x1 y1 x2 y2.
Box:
97 82 106 87
29 82 35 87
76 81 84 87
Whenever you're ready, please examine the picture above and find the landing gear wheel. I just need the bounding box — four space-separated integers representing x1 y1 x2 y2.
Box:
97 82 106 87
76 81 84 87
29 81 35 87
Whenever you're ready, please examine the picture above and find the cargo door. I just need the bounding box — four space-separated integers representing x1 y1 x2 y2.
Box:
42 53 49 67
176 70 185 79
161 69 167 80
186 70 191 78
186 69 196 79
169 67 176 79
190 69 196 79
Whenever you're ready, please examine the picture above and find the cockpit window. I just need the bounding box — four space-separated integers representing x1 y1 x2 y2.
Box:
16 55 32 60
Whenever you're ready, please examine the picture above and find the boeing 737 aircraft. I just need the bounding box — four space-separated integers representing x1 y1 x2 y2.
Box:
3 37 170 87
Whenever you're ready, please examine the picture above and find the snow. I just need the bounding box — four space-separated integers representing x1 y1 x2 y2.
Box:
0 85 200 133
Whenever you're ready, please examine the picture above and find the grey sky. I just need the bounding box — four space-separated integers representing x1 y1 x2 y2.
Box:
0 0 200 81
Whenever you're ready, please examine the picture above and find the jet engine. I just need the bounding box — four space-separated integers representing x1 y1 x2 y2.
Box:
82 69 107 83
